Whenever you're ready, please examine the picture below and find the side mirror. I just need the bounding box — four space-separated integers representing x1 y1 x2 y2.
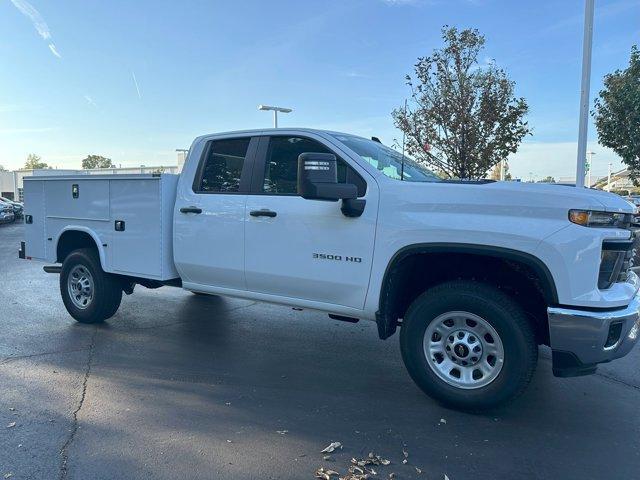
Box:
297 153 357 201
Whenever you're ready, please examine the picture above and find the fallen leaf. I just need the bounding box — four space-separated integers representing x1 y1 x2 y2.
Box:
276 430 288 435
402 449 409 458
415 467 422 474
4 473 13 479
321 442 342 454
314 467 340 479
6 423 15 429
8 408 15 411
440 418 447 424
389 474 396 479
445 475 450 480
402 459 408 465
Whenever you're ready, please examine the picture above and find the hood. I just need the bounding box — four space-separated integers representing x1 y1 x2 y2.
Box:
385 179 635 222
486 182 634 213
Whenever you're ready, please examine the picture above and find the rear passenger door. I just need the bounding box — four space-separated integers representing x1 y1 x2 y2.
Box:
244 134 378 310
173 135 258 291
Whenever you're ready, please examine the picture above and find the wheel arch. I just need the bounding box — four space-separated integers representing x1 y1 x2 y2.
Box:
376 243 559 340
55 227 107 270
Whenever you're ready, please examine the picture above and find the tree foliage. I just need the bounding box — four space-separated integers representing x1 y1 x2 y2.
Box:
24 154 49 170
0 164 6 171
538 176 556 183
82 155 114 169
393 27 531 179
593 45 640 180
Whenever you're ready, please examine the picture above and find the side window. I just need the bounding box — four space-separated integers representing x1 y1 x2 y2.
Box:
196 137 251 193
263 136 366 196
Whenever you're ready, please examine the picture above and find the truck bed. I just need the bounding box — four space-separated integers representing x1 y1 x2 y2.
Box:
24 174 179 281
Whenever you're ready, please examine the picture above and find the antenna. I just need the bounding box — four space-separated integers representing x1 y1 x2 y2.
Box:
400 99 407 181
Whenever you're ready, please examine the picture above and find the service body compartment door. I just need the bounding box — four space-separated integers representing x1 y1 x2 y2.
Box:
23 179 46 260
110 179 163 278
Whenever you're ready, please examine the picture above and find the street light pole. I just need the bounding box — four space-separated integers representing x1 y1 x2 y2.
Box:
586 150 595 187
258 105 293 128
575 0 595 188
607 162 612 191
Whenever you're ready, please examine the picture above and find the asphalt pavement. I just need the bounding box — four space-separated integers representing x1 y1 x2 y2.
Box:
1 221 639 480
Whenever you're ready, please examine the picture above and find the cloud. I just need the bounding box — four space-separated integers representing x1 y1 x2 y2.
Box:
9 0 61 58
131 71 142 99
345 71 368 78
83 95 97 107
48 43 61 58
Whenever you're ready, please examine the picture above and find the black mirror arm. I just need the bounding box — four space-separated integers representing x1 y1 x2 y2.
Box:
341 198 366 218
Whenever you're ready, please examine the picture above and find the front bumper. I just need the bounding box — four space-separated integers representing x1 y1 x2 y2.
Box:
0 213 15 223
548 293 640 377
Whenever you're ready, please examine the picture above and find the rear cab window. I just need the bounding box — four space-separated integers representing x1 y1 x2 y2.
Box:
193 137 254 193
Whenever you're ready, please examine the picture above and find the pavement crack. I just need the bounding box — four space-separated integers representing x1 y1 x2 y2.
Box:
595 370 640 391
58 326 98 480
0 348 89 366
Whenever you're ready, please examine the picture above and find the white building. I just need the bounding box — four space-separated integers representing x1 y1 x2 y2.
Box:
0 164 180 202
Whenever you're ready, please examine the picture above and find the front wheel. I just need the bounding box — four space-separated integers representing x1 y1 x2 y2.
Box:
60 248 122 323
400 281 537 411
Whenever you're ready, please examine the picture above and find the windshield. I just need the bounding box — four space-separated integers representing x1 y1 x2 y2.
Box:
330 134 441 182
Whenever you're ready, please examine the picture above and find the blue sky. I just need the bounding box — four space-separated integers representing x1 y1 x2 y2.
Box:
0 0 638 180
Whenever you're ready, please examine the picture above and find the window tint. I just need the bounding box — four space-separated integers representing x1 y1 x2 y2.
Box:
197 137 251 193
263 136 366 196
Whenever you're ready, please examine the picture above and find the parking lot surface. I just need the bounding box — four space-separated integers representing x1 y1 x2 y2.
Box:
1 221 639 479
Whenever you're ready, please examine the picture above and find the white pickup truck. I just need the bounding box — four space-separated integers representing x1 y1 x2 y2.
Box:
20 128 640 410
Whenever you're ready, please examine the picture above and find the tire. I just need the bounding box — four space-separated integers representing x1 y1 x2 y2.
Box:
400 280 537 411
60 248 122 323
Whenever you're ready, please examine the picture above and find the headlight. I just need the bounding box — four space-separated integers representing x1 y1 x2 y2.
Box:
569 210 632 228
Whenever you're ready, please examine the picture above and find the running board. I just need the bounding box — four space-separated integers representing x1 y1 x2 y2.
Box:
43 265 62 274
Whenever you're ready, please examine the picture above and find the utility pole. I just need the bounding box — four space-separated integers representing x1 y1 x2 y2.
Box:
258 105 293 128
575 0 595 188
607 162 612 191
586 150 595 187
400 99 407 181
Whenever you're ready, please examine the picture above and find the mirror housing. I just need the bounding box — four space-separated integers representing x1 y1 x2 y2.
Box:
297 153 357 201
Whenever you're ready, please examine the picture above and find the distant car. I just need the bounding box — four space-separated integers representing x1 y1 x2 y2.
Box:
0 196 23 219
0 200 15 224
623 197 640 223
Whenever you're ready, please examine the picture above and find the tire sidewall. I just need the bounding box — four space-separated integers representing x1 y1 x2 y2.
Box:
401 283 535 410
60 249 109 323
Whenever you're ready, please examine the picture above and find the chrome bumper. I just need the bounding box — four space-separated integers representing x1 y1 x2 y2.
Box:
548 293 640 376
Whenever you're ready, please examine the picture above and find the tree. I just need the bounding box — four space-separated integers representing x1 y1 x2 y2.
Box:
593 45 640 181
393 27 531 180
24 154 49 170
538 176 556 183
0 165 6 171
82 155 114 169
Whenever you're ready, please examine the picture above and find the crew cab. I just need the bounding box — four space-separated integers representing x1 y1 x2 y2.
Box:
19 128 640 410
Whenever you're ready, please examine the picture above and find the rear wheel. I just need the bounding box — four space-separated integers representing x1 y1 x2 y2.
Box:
400 281 537 411
60 248 122 323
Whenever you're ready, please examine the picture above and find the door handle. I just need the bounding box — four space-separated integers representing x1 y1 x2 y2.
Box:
250 209 277 218
180 206 202 214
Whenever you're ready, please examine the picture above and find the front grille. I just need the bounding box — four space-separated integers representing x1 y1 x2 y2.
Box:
599 237 636 289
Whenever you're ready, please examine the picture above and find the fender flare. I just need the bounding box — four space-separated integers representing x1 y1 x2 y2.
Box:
54 226 108 271
376 243 559 339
